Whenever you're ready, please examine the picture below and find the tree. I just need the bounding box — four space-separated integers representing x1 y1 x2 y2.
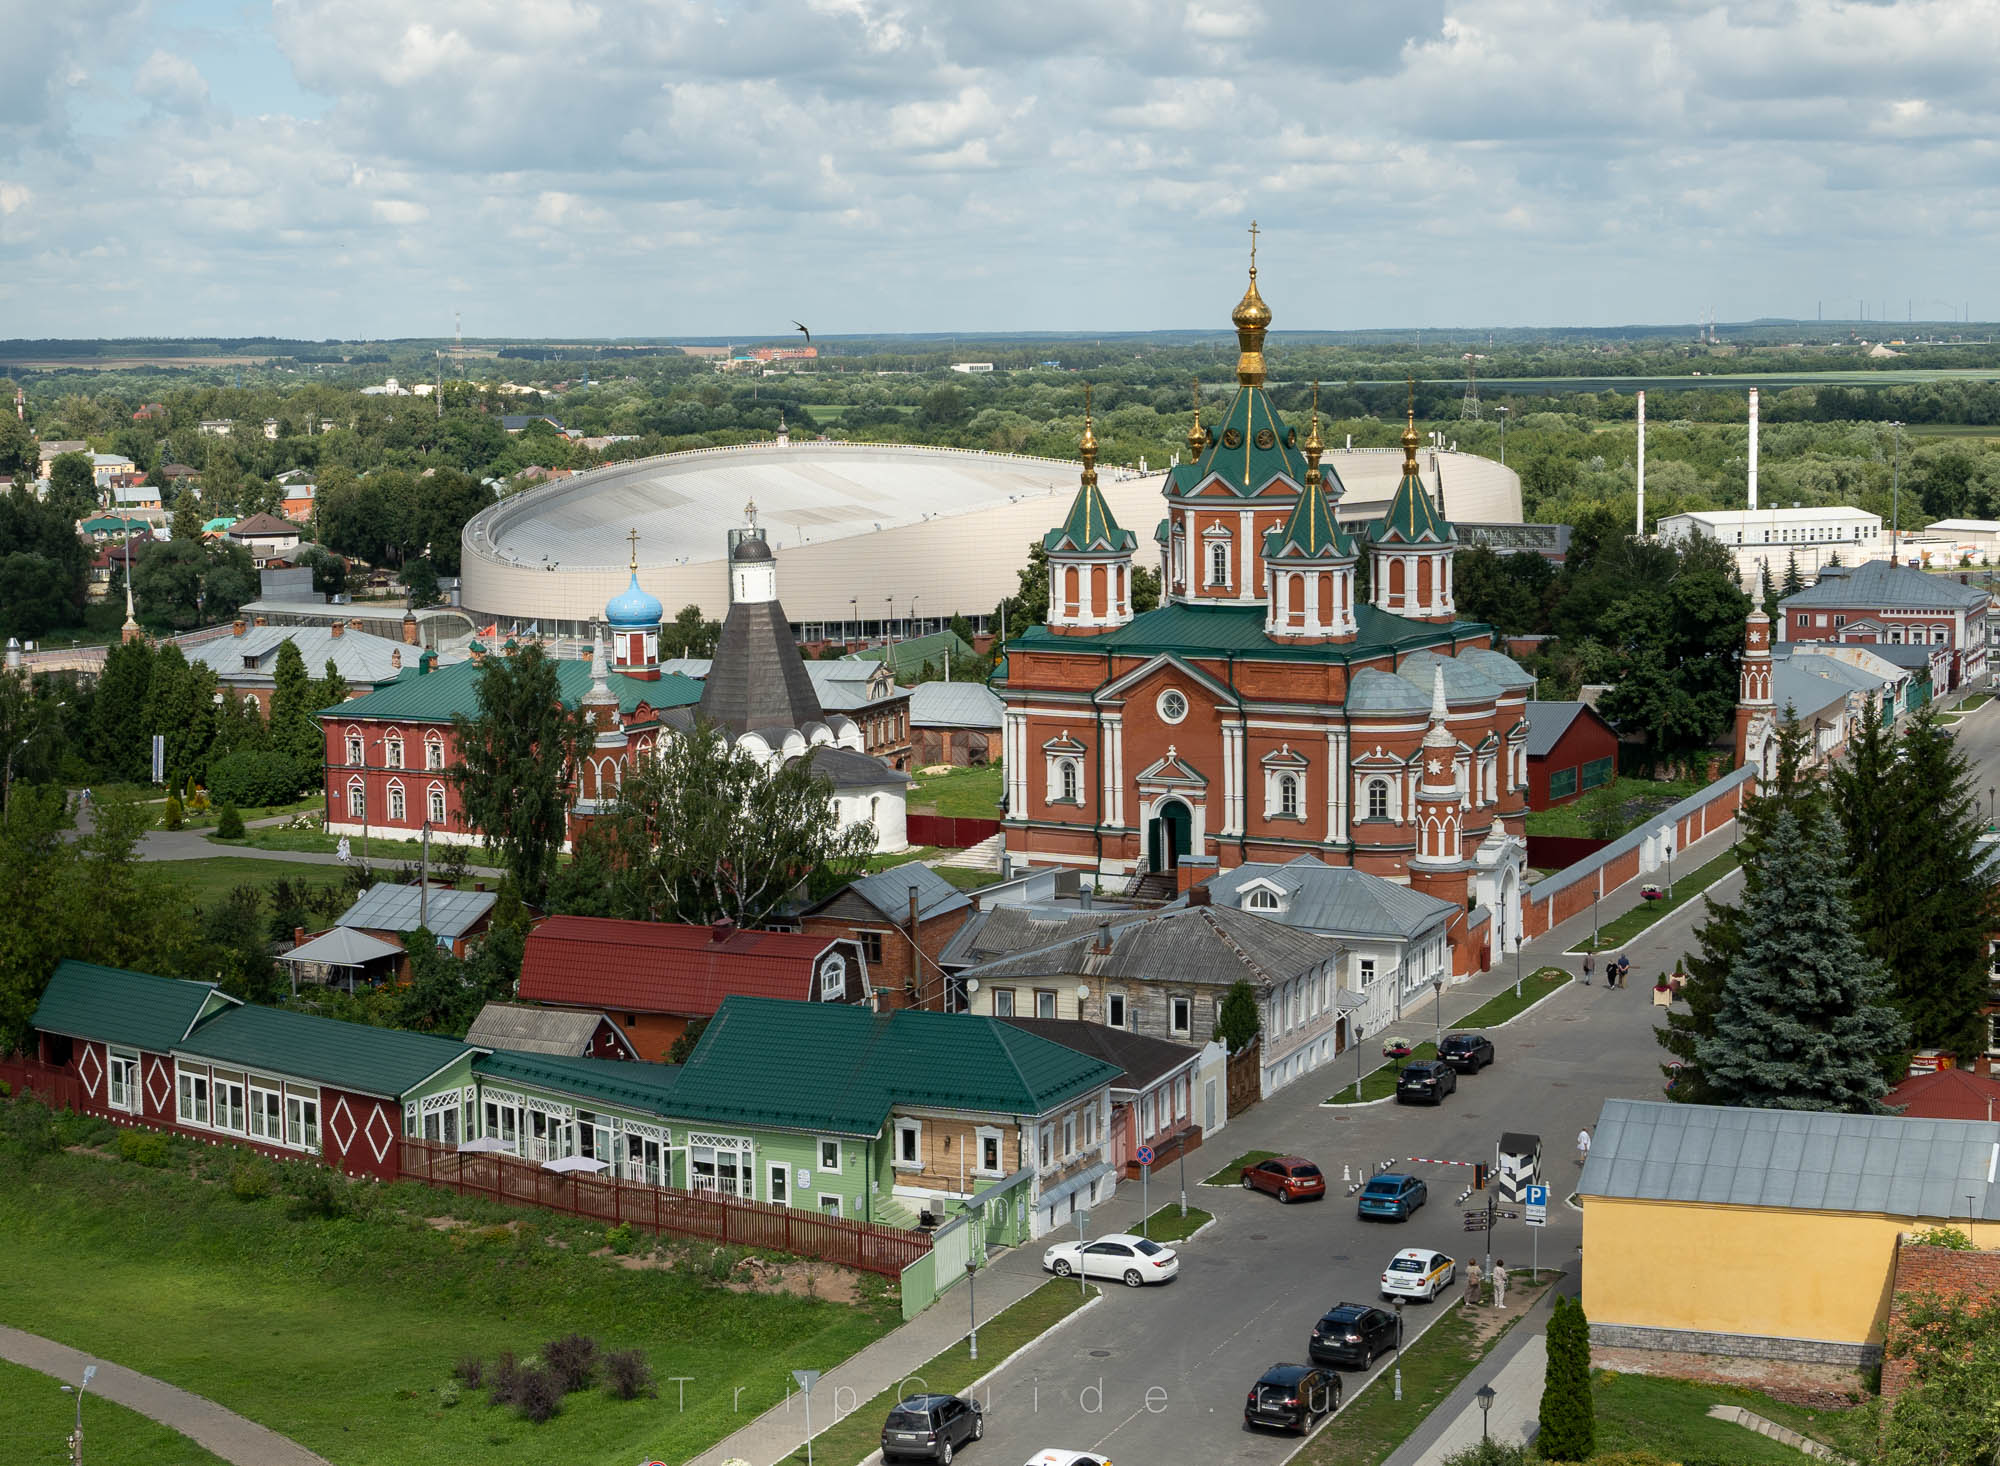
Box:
295 544 347 598
46 451 97 523
665 1017 709 1064
202 541 259 617
449 644 593 907
582 722 875 927
172 488 204 545
139 643 218 784
992 541 1052 637
268 639 326 771
316 659 350 713
1131 564 1162 615
401 556 440 609
130 540 207 628
1757 560 1778 622
1881 1287 2000 1466
1845 705 1997 1056
1537 1295 1595 1463
658 604 717 660
1213 979 1262 1054
1695 805 1907 1111
1781 550 1804 598
88 638 156 782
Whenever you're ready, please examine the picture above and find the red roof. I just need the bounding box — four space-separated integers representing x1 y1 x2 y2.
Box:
517 915 840 1018
1885 1066 2000 1122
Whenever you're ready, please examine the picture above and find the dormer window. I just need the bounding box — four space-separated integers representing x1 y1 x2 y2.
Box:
1245 887 1281 914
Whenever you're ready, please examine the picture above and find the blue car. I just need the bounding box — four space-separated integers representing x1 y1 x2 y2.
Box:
1356 1173 1427 1222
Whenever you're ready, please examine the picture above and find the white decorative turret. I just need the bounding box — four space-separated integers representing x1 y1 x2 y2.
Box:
1044 388 1138 634
1413 667 1464 871
730 501 778 604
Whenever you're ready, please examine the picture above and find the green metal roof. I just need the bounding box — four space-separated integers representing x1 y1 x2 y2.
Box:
81 515 153 534
474 1049 682 1116
1368 468 1456 545
853 631 974 679
177 1003 474 1100
672 995 1124 1137
320 657 704 724
31 960 234 1053
1043 478 1137 555
1182 385 1306 496
1263 480 1354 561
1008 600 1485 666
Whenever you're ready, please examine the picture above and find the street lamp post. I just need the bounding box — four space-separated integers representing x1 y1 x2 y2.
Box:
1476 1383 1496 1443
61 1364 96 1466
1496 406 1509 467
1432 976 1444 1046
1666 843 1674 901
965 1258 979 1361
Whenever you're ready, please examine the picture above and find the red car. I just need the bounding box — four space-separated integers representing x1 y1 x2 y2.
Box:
1241 1155 1327 1203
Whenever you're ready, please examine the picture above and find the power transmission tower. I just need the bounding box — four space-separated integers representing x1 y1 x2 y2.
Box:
1460 352 1481 420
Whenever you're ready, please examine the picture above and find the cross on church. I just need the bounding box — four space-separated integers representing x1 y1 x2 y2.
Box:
1247 219 1259 269
626 526 640 567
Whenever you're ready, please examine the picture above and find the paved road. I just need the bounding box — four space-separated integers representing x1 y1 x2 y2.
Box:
962 824 1739 1466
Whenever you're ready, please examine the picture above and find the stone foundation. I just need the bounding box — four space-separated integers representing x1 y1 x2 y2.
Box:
1590 1322 1879 1370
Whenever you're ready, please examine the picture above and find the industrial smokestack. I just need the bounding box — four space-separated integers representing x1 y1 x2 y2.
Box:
1636 391 1646 537
1747 388 1760 511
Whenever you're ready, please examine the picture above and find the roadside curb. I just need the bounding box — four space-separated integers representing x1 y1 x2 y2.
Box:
1321 977 1575 1108
1276 1295 1474 1464
1562 862 1742 956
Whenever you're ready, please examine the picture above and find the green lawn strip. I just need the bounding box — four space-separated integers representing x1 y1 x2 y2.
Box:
214 825 433 858
1574 848 1742 954
782 1280 1094 1466
908 763 1004 819
1710 1378 1882 1460
934 865 1005 892
1521 776 1707 839
864 846 944 873
1454 968 1574 1029
138 857 353 908
1589 1370 1865 1465
1324 1043 1439 1106
0 1143 897 1466
1960 692 1992 710
0 1355 232 1466
1291 1281 1551 1466
1136 1204 1213 1243
1202 1148 1281 1186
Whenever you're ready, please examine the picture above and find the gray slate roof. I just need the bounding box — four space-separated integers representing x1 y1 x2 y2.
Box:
1782 560 1990 612
908 681 1004 730
186 626 411 687
698 595 826 738
804 660 903 712
1398 649 1503 703
465 1002 632 1058
1771 660 1855 719
805 745 912 792
824 862 971 923
997 1017 1203 1091
1345 667 1431 713
337 882 497 941
963 903 1343 990
940 904 1142 969
1192 857 1457 939
281 927 404 968
1580 1098 2000 1222
1456 647 1537 692
1524 701 1587 759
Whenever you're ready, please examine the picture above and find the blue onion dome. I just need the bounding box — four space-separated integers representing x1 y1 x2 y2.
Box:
605 570 664 628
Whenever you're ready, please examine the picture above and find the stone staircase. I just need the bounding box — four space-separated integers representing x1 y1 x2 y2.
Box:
935 834 1003 872
870 1192 923 1230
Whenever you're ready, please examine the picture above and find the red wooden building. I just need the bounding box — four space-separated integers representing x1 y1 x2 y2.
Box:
1523 701 1620 809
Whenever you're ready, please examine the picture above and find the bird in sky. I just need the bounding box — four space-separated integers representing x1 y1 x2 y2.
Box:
792 321 811 345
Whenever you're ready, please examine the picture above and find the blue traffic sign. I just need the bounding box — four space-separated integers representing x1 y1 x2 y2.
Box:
1525 1183 1549 1228
1135 1145 1156 1165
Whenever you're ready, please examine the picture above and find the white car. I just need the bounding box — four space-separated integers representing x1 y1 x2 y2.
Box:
1381 1247 1456 1301
1040 1232 1179 1287
1024 1453 1113 1466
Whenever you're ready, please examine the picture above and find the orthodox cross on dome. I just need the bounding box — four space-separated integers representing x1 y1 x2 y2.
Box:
745 498 757 528
1247 218 1259 271
626 526 640 571
1187 378 1205 460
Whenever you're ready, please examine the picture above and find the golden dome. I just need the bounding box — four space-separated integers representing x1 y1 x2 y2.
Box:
1079 385 1098 488
1401 379 1421 475
1186 380 1205 460
1233 219 1270 387
1304 380 1324 490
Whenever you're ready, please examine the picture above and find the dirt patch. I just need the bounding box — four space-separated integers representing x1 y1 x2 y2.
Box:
725 1255 864 1304
1594 1347 1869 1409
1459 1275 1555 1345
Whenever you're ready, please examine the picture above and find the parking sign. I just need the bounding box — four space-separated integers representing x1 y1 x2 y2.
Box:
1525 1184 1548 1228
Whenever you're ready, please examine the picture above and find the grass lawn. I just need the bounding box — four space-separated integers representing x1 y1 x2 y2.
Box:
1522 775 1707 839
1574 848 1741 953
1292 1277 1552 1466
137 856 354 909
1325 1043 1439 1106
0 1356 230 1466
1137 1204 1213 1243
909 763 1004 819
1960 692 1993 710
782 1280 1095 1466
1455 967 1574 1029
1590 1370 1871 1466
863 845 944 873
934 866 1006 892
1203 1149 1280 1186
212 826 434 859
181 796 325 830
0 1140 898 1466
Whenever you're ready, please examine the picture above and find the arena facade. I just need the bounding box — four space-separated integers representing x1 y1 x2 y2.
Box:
459 440 1522 639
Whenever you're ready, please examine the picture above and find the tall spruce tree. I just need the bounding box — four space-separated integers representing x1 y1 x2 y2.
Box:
1696 804 1907 1112
268 638 326 773
1758 560 1778 622
1849 705 1996 1055
1782 551 1805 597
1537 1295 1595 1462
1659 711 1822 1101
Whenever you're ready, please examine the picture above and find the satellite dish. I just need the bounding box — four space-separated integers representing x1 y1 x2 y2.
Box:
1076 984 1090 1000
965 978 980 994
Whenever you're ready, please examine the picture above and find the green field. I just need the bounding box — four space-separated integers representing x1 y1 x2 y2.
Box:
138 856 354 908
0 1129 897 1466
909 763 1004 819
0 1356 230 1466
1522 775 1707 840
1590 1370 1872 1465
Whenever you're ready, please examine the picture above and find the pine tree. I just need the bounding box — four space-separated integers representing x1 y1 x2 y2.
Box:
1832 695 1896 936
1782 551 1805 598
171 488 204 546
1696 805 1907 1111
1537 1295 1595 1463
268 638 323 771
1855 706 1997 1056
1660 712 1821 1100
88 638 156 782
317 658 349 711
1758 560 1778 622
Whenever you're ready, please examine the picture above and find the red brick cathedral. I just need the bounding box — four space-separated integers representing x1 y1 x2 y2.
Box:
996 250 1532 947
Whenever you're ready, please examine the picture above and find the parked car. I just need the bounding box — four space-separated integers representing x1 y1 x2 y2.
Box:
1308 1302 1402 1368
1396 1059 1458 1104
1023 1453 1112 1466
1356 1173 1427 1221
1381 1247 1457 1302
1243 1362 1342 1435
882 1393 984 1463
1042 1233 1180 1287
1437 1032 1495 1074
1241 1155 1327 1203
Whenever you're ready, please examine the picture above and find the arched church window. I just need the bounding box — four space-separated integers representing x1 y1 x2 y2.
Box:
1057 759 1079 804
1279 774 1299 817
1209 541 1230 587
1366 778 1390 821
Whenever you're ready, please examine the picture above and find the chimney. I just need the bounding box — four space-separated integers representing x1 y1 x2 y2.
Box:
1747 387 1760 511
293 926 305 947
253 616 268 626
418 649 436 676
1094 919 1113 954
232 618 246 637
710 916 735 944
330 620 344 639
1635 390 1646 537
1186 883 1211 906
402 610 419 645
390 649 402 670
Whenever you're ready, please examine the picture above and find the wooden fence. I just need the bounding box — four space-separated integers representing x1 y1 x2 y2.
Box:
0 1056 83 1112
396 1138 933 1279
905 814 1001 849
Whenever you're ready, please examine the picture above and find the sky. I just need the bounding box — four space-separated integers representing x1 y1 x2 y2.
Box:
1 0 1995 340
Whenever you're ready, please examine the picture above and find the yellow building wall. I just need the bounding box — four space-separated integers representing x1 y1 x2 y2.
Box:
1584 1197 2000 1347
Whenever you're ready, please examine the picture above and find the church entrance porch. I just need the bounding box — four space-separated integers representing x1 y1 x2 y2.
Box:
1147 798 1193 872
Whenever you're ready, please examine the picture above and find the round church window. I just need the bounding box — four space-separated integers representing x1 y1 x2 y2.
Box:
1222 428 1243 449
1158 689 1189 724
1254 428 1276 450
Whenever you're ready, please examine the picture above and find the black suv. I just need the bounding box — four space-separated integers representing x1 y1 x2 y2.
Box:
1396 1059 1457 1105
1244 1362 1342 1435
1438 1032 1495 1074
881 1392 983 1463
1308 1302 1402 1368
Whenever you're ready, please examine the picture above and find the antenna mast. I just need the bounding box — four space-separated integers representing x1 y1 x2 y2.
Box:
1460 352 1481 420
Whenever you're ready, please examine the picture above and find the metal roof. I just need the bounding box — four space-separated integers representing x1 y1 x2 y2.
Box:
1011 601 1483 667
187 627 411 687
1455 647 1537 692
1580 1098 2000 1222
962 903 1343 989
472 1049 681 1114
1193 857 1457 939
698 596 827 737
1524 702 1588 759
804 661 900 712
337 883 497 941
1782 560 1990 612
997 1017 1202 1092
31 960 235 1053
908 681 1004 730
323 656 703 725
1770 660 1856 720
463 1002 632 1058
517 915 842 1022
820 862 971 923
1396 649 1501 704
281 927 404 968
939 904 1143 969
177 1003 474 1101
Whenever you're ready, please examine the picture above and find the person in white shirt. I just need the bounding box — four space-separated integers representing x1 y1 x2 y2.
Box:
1576 1127 1592 1165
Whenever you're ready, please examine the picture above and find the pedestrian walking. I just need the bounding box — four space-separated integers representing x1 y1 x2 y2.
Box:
1582 953 1594 986
1577 1127 1592 1166
1491 1259 1508 1308
1465 1259 1482 1306
1615 953 1631 988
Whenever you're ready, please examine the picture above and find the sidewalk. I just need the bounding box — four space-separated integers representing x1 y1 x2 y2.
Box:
687 1186 1153 1466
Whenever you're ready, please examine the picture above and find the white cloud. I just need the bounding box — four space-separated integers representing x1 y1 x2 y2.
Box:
134 51 212 117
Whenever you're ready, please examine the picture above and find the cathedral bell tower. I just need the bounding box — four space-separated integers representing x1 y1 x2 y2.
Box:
1043 387 1137 634
1410 667 1469 907
1734 608 1774 774
1367 388 1458 623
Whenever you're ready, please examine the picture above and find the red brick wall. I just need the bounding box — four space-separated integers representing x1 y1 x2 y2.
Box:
1527 711 1619 809
1882 1243 2000 1402
800 909 968 1011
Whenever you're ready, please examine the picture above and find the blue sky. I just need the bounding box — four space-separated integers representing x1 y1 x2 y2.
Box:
1 0 1993 339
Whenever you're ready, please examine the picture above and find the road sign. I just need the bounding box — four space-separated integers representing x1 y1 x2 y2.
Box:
1526 1183 1548 1228
1462 1218 1488 1232
1492 1210 1519 1220
1135 1145 1156 1165
1463 1210 1486 1223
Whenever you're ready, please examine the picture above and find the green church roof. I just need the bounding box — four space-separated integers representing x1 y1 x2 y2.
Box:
320 657 704 725
1044 478 1137 555
1183 385 1307 496
1369 467 1455 545
1008 600 1487 666
1264 480 1354 561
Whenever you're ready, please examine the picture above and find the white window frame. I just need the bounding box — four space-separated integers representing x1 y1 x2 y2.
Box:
248 1080 282 1142
425 731 445 770
1365 777 1391 820
819 1193 844 1217
1039 1124 1053 1168
1157 688 1189 724
1279 773 1299 817
1208 538 1231 587
1140 1092 1155 1137
818 1137 842 1174
285 1092 320 1153
347 778 366 820
688 1132 753 1196
818 954 847 1001
427 783 446 825
1036 988 1058 1020
975 1125 1004 1177
385 733 403 769
176 1062 210 1127
1245 887 1281 913
1053 757 1080 805
345 729 363 766
992 987 1016 1017
106 1047 139 1113
893 1118 924 1171
212 1071 247 1134
387 780 406 823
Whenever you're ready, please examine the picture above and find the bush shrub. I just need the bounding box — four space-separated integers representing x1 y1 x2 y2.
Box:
512 1368 562 1424
453 1356 485 1389
1441 1443 1529 1466
116 1130 171 1167
487 1351 522 1407
162 795 184 830
605 1222 639 1254
0 1096 58 1155
207 749 305 809
543 1333 599 1394
1908 1225 1975 1251
436 1381 460 1409
229 1158 274 1201
285 1162 349 1219
604 1348 656 1401
1538 1295 1595 1462
215 803 245 839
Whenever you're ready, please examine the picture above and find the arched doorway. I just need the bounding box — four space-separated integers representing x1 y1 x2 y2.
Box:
1499 866 1521 953
1148 799 1193 872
